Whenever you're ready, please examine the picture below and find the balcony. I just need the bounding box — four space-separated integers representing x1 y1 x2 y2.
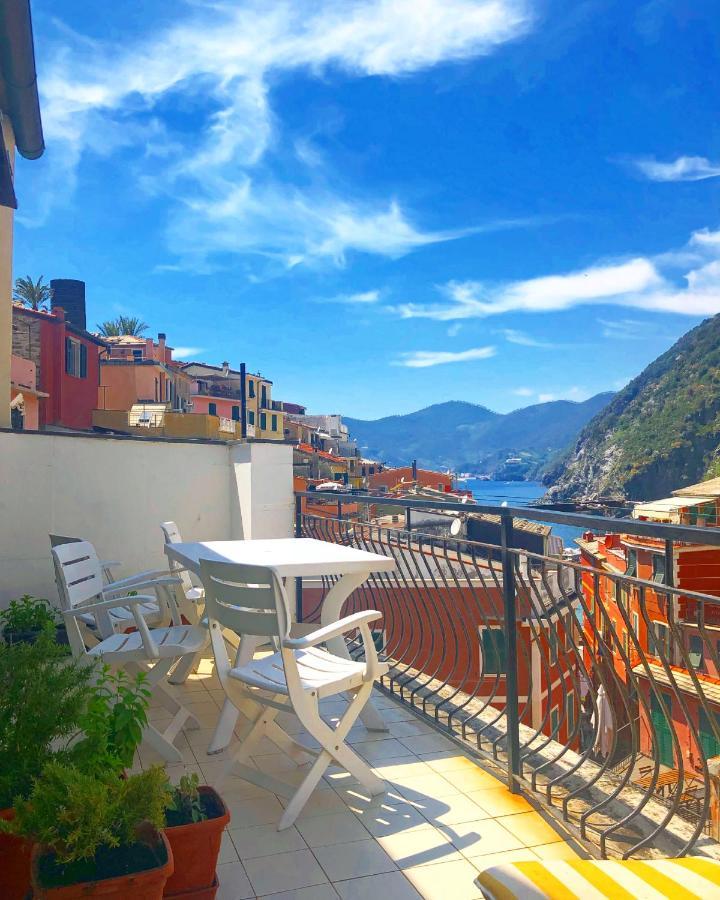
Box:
135 654 580 899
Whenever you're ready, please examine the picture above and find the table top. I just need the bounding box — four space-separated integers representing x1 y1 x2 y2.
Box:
633 769 700 791
165 538 396 578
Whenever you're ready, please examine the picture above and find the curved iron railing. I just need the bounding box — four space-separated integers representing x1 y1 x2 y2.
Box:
296 492 720 860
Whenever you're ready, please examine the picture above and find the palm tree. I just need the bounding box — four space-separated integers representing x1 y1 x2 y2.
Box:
96 315 149 337
13 275 53 311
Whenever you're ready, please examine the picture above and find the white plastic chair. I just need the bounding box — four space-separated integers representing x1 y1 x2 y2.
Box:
53 541 210 763
49 533 170 639
200 558 388 830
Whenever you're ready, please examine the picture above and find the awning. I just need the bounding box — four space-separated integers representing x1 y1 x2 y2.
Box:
632 496 714 519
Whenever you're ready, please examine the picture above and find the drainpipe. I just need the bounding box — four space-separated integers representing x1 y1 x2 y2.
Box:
240 362 247 439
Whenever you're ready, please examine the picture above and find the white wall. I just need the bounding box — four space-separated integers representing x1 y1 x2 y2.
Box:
0 431 293 607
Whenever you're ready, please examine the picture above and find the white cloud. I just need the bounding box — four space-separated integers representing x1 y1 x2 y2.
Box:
512 387 534 396
447 323 463 337
498 328 556 347
392 346 496 367
35 0 533 267
317 289 382 305
393 226 720 320
537 392 556 403
631 155 720 182
171 346 205 359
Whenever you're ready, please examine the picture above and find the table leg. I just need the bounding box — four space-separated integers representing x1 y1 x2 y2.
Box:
321 571 388 732
208 635 261 754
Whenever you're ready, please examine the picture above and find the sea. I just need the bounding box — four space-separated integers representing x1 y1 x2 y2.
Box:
464 478 582 549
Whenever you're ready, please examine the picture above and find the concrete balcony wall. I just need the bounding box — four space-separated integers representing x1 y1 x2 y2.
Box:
0 430 293 608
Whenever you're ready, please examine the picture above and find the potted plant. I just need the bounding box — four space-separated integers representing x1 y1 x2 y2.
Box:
0 636 95 900
13 763 174 899
0 594 66 645
162 773 230 898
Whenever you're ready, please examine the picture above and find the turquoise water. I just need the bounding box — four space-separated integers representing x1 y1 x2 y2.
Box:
464 478 582 548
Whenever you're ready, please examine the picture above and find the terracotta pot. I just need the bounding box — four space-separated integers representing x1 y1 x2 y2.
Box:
0 807 34 900
163 786 230 897
30 831 174 899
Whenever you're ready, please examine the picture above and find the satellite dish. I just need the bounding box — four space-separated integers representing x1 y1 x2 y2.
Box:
450 518 462 536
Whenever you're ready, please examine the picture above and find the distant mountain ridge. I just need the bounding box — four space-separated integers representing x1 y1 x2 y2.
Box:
345 393 614 478
544 314 720 502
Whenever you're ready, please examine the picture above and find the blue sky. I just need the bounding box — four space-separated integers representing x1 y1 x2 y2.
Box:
12 0 720 418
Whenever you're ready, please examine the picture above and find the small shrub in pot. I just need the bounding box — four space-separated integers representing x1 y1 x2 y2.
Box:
0 595 62 645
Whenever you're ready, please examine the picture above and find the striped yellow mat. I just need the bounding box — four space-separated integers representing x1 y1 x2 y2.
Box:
476 857 720 899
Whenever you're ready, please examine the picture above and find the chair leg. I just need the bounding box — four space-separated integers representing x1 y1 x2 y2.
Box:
168 651 201 685
279 749 332 830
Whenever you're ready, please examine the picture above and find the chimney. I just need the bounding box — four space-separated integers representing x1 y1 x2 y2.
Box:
158 332 166 361
411 459 418 481
50 279 86 330
222 361 230 377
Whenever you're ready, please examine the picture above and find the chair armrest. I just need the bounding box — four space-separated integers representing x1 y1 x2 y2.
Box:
283 610 382 651
103 568 173 590
102 575 181 596
100 560 122 569
63 595 160 657
62 593 159 616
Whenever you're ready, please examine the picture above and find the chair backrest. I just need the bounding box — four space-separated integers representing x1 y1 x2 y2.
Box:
49 533 82 548
161 521 195 596
52 540 105 609
200 559 290 640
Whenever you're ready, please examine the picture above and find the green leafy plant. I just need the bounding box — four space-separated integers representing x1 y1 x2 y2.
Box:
165 773 206 827
96 315 148 337
13 275 53 311
72 666 151 772
0 636 96 808
5 763 171 885
0 595 57 638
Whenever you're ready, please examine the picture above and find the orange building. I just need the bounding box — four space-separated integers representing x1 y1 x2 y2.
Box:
10 353 46 430
369 463 453 493
578 480 720 770
98 333 191 412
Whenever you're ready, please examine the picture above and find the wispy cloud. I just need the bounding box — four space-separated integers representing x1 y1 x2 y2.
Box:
172 346 206 359
35 0 534 269
392 226 720 320
630 155 720 182
598 318 653 340
536 386 590 403
392 346 496 368
497 328 557 347
512 387 534 396
447 323 463 337
315 289 382 305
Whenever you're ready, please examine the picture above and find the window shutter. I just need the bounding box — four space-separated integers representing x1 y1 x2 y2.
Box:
79 344 88 378
208 402 217 416
65 337 74 375
482 629 506 675
232 405 240 421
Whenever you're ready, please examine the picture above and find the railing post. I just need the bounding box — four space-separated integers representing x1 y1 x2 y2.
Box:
405 507 412 531
295 494 303 623
500 511 521 793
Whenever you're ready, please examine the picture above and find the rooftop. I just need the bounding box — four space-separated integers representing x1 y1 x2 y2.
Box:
138 652 579 900
672 478 720 498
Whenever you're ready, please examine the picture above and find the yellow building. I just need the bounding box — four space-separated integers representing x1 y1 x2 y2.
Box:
180 361 285 441
0 5 45 427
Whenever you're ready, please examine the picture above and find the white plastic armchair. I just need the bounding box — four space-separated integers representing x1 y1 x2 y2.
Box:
49 534 170 638
53 541 210 763
200 558 388 830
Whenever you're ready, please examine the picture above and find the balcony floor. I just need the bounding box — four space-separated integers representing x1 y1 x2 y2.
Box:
137 655 580 899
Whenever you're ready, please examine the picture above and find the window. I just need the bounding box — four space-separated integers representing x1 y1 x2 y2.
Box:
632 612 640 643
260 412 267 430
64 338 87 378
248 379 255 398
652 554 666 585
550 706 559 735
231 405 240 421
688 634 704 669
625 549 637 578
132 348 143 360
480 628 505 675
271 414 277 431
648 621 669 659
699 707 720 760
548 629 558 664
566 692 575 736
261 384 267 407
208 402 217 416
248 411 255 425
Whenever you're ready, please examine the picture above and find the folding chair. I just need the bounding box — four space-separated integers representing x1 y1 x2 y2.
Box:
200 558 388 830
53 540 210 763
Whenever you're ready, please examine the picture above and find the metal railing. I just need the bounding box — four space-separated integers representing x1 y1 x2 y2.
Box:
295 490 720 860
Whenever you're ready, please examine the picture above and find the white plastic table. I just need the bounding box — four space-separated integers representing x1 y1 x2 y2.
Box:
164 538 396 752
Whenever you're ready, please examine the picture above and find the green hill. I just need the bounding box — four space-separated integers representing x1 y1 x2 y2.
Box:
544 314 720 502
345 394 613 477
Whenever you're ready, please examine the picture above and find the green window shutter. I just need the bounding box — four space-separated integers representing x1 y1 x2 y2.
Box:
248 411 255 425
231 405 240 421
699 708 720 760
79 344 87 378
208 402 217 416
271 414 277 431
65 337 74 375
260 413 267 430
482 629 506 675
